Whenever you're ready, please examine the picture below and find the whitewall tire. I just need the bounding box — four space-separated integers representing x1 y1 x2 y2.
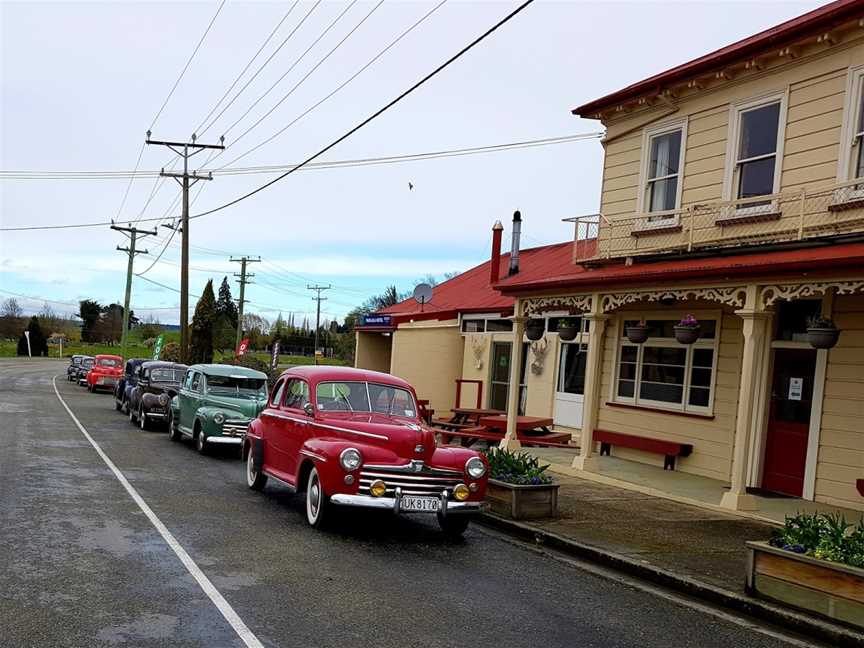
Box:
246 445 267 491
305 466 330 529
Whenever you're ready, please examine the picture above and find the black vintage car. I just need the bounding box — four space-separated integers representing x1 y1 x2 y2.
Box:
114 358 148 413
75 356 95 385
66 355 86 382
128 361 188 430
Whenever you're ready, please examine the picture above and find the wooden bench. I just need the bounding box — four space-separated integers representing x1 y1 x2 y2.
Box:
594 429 692 471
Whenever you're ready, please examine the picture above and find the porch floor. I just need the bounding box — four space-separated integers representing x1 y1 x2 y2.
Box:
525 447 863 525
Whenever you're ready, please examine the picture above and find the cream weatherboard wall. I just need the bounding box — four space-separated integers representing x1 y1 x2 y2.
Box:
597 38 864 254
817 293 864 511
388 320 463 415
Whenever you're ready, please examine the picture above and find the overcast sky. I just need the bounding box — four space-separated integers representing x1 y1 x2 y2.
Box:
1 0 823 325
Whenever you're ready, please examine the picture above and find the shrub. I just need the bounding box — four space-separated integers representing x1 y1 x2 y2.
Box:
482 447 553 486
769 512 864 568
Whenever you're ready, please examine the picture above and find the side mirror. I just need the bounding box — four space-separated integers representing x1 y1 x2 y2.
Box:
303 402 315 417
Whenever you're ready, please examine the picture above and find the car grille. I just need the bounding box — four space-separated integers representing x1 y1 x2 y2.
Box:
222 419 249 437
358 465 464 497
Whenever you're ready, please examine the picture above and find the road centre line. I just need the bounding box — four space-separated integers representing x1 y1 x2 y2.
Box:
51 376 264 648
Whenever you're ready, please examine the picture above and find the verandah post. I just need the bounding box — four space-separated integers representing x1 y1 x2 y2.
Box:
572 293 609 471
500 299 527 451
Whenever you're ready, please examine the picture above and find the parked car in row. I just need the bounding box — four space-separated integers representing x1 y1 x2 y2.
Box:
75 356 95 385
128 361 187 430
243 366 488 536
66 355 87 382
114 358 147 413
85 354 123 392
168 364 268 454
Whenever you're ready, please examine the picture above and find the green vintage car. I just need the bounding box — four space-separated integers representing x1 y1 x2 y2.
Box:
168 364 269 455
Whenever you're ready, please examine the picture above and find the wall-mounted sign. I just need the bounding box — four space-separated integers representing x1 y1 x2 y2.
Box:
360 314 392 327
788 377 804 401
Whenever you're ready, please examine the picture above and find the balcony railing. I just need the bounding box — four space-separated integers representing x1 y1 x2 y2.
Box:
572 179 864 262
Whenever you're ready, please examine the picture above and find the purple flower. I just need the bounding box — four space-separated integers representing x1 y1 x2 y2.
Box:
679 314 698 327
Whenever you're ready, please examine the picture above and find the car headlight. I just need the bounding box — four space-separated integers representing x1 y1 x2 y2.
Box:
213 412 225 425
340 447 362 471
158 394 169 407
466 456 486 479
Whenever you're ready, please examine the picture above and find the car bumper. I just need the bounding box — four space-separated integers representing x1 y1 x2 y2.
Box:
330 491 485 515
204 435 243 445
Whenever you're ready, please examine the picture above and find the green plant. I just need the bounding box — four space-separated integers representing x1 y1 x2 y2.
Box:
482 447 553 486
806 315 836 329
769 512 864 568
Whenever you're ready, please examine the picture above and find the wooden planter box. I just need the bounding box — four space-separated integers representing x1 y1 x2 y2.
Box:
486 479 559 520
746 541 864 630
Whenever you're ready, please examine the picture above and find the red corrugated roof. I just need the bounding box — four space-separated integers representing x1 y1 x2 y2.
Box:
573 0 862 117
496 242 864 294
375 242 576 322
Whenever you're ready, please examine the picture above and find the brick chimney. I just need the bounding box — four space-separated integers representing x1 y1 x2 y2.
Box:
508 210 521 276
490 221 504 285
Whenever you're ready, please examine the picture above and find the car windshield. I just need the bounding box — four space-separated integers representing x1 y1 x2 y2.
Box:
82 359 94 368
71 357 82 366
206 375 267 398
316 381 416 417
150 368 184 383
98 358 120 368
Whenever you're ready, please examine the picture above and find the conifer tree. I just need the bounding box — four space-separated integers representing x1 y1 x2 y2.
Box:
190 280 217 364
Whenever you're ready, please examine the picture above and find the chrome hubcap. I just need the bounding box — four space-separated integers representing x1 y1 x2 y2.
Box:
309 477 320 518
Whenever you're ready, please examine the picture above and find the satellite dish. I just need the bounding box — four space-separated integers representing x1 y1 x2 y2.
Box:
413 283 433 311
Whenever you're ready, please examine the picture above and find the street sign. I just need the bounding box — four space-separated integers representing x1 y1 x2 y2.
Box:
237 338 250 357
152 334 164 360
270 340 280 370
360 314 391 327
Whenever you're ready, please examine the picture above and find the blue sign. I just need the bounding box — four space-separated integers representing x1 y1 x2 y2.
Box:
361 314 392 327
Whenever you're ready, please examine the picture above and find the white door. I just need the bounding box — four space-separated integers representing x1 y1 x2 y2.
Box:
554 342 587 429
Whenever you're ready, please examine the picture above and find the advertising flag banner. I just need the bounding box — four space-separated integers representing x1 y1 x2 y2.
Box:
270 340 281 370
152 334 165 360
237 338 250 357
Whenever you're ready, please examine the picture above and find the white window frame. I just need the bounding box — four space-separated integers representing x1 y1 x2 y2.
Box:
721 91 788 219
459 313 511 335
636 118 688 227
836 64 864 201
610 313 721 415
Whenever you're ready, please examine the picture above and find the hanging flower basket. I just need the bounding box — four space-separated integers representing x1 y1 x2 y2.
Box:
674 314 700 345
557 319 579 342
806 316 840 349
526 319 545 341
625 323 650 344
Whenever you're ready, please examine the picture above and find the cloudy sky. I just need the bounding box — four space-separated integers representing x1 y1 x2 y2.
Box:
1 0 823 325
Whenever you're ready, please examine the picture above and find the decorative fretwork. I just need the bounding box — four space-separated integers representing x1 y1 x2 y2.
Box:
601 286 748 312
522 294 592 316
760 281 864 307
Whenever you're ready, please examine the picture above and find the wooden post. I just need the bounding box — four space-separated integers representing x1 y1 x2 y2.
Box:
500 301 527 451
572 294 610 471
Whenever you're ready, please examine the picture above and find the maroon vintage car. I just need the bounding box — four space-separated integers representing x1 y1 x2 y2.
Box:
243 366 488 536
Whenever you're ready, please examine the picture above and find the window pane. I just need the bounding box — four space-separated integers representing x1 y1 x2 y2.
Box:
620 345 638 362
618 362 637 380
491 343 511 382
774 300 821 342
462 319 484 333
690 367 712 388
689 386 710 407
558 344 587 395
698 320 716 339
618 379 635 398
738 157 776 199
485 319 513 332
648 176 678 212
640 382 683 403
641 363 686 384
648 130 681 179
856 140 864 180
739 103 780 159
693 348 714 368
642 346 686 366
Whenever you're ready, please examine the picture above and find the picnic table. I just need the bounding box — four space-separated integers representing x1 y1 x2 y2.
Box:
431 407 502 431
479 415 554 435
436 414 571 448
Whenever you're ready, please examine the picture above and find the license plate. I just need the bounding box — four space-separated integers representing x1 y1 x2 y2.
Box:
401 495 439 512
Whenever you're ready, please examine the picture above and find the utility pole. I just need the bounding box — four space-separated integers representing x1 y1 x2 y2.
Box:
146 132 224 362
111 223 157 360
230 256 260 353
307 284 331 364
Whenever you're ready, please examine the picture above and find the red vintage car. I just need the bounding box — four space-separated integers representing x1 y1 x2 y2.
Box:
86 354 123 393
243 366 488 536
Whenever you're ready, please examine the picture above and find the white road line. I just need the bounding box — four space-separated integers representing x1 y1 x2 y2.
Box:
52 376 264 648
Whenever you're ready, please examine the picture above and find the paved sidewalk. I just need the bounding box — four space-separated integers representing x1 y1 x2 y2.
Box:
479 472 864 647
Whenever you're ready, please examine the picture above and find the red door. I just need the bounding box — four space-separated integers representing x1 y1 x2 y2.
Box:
762 349 817 497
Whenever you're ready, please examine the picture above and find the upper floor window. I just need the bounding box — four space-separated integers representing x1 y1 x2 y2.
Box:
461 316 513 333
838 66 864 196
724 93 786 214
638 120 687 220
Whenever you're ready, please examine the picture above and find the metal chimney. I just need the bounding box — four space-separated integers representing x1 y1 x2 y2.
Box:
508 210 521 276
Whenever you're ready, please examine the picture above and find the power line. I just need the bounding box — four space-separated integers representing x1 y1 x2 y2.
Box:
186 0 536 222
149 0 227 132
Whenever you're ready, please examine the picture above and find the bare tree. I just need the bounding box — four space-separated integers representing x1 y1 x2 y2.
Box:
0 298 24 339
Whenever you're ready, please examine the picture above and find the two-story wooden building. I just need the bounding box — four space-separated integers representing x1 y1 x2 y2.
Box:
496 0 864 513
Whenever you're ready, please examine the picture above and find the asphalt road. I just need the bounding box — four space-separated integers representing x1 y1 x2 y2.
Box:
0 359 821 648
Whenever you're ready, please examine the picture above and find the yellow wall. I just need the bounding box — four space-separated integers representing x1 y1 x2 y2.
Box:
598 37 864 254
354 331 392 373
817 293 864 511
389 320 463 415
594 304 742 481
